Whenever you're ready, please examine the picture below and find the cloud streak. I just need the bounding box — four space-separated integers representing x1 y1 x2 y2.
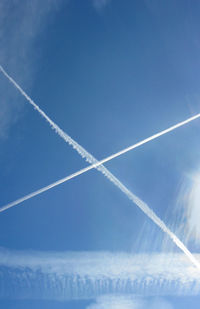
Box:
0 65 200 269
0 249 199 300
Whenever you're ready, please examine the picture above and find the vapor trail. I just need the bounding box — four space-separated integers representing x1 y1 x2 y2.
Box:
1 65 200 164
1 65 200 270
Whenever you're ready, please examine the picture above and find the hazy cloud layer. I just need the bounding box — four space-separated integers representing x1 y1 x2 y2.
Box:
0 249 199 300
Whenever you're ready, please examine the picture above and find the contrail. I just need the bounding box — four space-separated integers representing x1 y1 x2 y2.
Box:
1 65 200 164
1 64 200 270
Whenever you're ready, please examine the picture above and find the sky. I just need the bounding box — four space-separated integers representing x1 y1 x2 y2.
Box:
1 0 200 308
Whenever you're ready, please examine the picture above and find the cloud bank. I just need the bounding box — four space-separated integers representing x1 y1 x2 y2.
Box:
0 249 199 300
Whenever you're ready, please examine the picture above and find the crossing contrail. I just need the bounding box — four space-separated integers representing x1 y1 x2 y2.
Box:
1 64 200 270
1 65 200 170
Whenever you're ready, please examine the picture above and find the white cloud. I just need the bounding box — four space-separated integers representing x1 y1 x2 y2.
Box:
86 295 142 309
92 0 111 11
86 295 173 309
0 0 63 139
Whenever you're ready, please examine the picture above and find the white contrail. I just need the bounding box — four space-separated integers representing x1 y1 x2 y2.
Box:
1 65 200 270
1 64 200 164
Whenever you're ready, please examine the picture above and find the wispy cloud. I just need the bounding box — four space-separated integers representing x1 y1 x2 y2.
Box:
87 295 173 309
92 0 111 11
185 174 200 243
87 295 141 309
176 169 200 246
0 249 199 300
0 0 63 138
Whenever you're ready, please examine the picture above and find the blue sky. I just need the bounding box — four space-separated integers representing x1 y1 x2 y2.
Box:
1 0 200 308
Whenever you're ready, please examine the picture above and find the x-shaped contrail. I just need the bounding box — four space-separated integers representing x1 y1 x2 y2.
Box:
1 64 200 270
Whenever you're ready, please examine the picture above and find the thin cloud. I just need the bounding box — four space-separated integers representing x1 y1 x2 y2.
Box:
92 0 111 11
87 295 173 309
86 295 143 309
